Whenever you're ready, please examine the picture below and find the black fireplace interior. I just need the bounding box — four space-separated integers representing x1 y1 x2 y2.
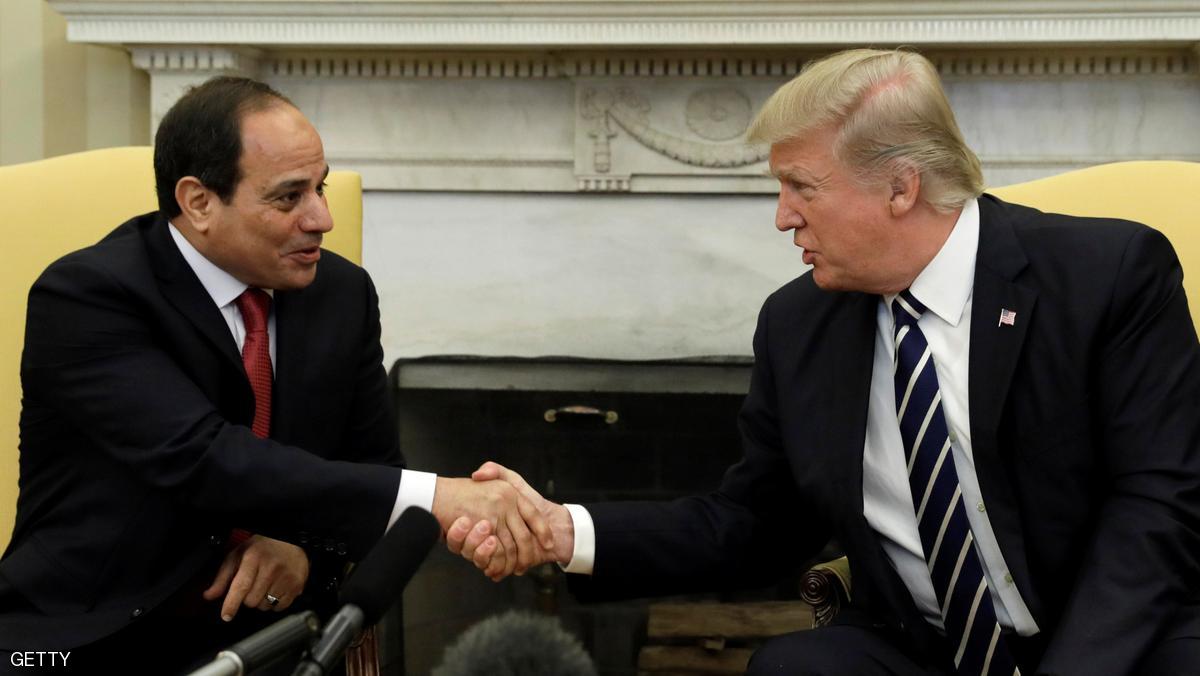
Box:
379 356 807 676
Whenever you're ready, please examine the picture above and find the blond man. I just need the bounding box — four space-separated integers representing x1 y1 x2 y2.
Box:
455 49 1200 676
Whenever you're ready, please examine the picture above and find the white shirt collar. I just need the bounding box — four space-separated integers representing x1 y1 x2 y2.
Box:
897 198 979 327
167 221 260 308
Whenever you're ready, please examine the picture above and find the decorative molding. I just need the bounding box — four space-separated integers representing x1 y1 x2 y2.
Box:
931 51 1195 77
577 175 631 192
48 2 1200 49
249 50 1200 80
264 54 561 79
130 46 261 73
55 17 1200 49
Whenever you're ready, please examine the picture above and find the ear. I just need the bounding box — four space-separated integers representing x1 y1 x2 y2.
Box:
175 176 215 232
887 164 921 218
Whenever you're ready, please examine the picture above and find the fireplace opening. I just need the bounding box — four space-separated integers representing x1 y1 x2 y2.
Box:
383 356 816 676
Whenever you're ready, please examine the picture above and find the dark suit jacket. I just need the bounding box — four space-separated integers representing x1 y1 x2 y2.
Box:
575 195 1200 675
0 212 404 650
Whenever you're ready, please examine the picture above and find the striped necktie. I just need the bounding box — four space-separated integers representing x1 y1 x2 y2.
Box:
892 290 1020 676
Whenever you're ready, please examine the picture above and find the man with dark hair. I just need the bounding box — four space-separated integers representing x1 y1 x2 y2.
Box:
0 76 550 673
454 49 1200 675
152 76 293 219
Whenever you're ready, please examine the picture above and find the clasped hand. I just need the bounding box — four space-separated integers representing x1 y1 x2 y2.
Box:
440 463 574 581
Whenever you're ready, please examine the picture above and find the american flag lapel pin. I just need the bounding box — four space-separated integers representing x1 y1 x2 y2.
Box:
998 308 1017 327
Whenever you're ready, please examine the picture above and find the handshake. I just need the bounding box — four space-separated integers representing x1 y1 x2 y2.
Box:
433 462 573 581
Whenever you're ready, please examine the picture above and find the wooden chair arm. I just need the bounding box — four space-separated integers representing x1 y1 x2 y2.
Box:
799 556 852 628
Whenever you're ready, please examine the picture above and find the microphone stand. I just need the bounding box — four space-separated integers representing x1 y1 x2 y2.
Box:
290 605 364 676
186 611 320 676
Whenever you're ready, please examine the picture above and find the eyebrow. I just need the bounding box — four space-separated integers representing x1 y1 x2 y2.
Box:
264 165 331 198
771 167 807 181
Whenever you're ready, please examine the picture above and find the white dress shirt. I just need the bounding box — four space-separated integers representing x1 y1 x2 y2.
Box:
563 200 1039 638
864 199 1038 636
168 223 435 532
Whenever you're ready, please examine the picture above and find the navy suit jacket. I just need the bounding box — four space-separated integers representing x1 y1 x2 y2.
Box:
575 195 1200 675
0 212 404 650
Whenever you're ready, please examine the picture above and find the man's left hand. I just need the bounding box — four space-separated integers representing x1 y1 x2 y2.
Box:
202 534 310 621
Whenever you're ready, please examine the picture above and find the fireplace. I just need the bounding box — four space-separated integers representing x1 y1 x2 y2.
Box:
387 356 791 676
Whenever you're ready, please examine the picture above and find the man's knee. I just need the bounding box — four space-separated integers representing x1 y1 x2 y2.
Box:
746 629 835 676
1138 603 1200 676
1137 637 1200 676
746 626 924 676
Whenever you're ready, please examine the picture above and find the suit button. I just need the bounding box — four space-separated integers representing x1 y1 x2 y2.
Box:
337 543 347 556
208 535 223 546
298 531 309 545
325 538 336 553
131 608 144 618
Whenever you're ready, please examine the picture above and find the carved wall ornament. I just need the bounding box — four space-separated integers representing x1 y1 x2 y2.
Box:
685 87 753 141
582 86 769 171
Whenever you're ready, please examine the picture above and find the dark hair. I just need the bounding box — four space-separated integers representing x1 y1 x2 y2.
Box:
153 76 293 218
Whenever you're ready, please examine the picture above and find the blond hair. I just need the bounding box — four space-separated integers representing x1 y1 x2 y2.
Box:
748 49 983 212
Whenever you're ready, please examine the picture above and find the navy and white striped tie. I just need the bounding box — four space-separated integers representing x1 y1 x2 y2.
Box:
892 290 1020 676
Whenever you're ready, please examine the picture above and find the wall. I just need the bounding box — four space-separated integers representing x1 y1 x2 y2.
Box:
0 0 149 166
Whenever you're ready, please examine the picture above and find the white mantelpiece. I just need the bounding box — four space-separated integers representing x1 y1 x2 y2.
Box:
49 1 1200 362
50 1 1200 194
46 1 1200 48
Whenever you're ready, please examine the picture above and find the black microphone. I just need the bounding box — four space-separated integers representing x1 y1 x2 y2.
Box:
187 610 320 676
291 506 441 676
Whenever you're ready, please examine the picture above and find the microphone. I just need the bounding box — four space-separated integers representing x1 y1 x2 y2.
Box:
187 610 320 676
431 609 597 676
291 506 441 676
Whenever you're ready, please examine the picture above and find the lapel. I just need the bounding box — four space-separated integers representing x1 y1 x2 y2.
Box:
143 214 245 375
967 194 1043 618
821 292 878 518
271 287 312 438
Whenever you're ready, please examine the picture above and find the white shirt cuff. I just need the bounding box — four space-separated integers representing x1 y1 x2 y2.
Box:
560 503 595 575
387 469 438 532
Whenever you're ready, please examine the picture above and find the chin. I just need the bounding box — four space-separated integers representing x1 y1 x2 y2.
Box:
276 269 318 291
809 269 842 291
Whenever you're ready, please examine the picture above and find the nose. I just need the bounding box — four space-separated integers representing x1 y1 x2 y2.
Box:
775 193 805 232
300 192 335 234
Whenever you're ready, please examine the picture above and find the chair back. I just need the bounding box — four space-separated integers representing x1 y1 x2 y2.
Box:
0 146 362 550
991 161 1200 330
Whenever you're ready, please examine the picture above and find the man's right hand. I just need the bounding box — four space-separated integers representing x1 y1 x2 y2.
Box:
445 462 575 580
432 475 555 580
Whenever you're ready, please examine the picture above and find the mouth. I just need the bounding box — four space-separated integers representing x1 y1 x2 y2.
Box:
801 250 816 266
286 244 322 265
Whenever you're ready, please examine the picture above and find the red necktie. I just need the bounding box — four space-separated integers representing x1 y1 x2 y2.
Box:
234 288 272 439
